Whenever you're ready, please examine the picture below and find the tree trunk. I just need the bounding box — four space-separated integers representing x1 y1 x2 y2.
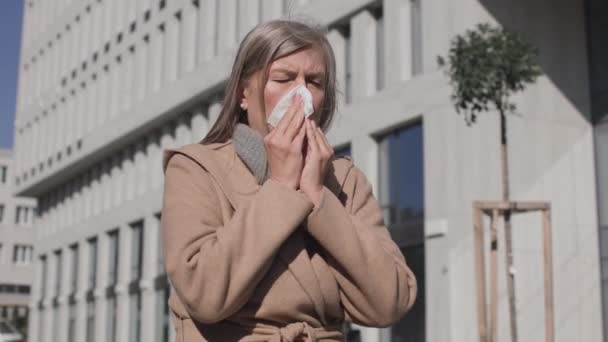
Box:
501 110 518 342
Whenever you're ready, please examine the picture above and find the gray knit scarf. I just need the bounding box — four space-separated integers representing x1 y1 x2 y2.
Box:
232 123 269 184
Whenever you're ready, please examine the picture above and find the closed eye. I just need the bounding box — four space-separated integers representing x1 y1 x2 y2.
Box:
308 80 323 88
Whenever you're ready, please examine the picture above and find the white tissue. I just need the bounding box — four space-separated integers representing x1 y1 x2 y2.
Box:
267 85 314 127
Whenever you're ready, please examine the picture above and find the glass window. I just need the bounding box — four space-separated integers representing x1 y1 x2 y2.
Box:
26 246 33 263
130 293 142 342
411 0 422 76
131 221 144 282
156 214 165 275
378 121 425 342
88 238 97 290
68 303 76 342
55 250 62 295
108 230 119 286
371 5 384 91
106 296 117 342
0 204 4 223
334 145 352 158
38 307 44 342
156 286 170 342
23 207 30 225
15 206 21 225
86 300 95 342
0 165 6 184
12 246 18 264
70 244 79 293
40 255 47 297
52 304 59 341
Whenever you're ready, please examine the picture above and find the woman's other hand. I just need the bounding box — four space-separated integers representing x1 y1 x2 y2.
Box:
264 95 307 190
300 119 334 207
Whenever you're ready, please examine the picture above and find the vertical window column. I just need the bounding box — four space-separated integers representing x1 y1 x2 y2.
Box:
419 0 448 73
121 47 136 112
123 146 136 203
70 16 82 80
100 159 113 213
148 25 165 95
31 117 40 173
238 0 259 40
91 1 103 59
197 0 217 63
91 165 103 217
57 187 66 233
28 256 44 342
217 0 237 54
58 247 72 341
175 114 192 147
350 10 379 101
106 229 120 342
129 221 144 342
158 124 177 186
146 132 161 191
94 234 110 342
65 182 75 230
164 13 181 84
80 6 92 63
189 105 209 143
41 252 56 342
115 225 131 342
65 91 77 150
180 1 198 75
109 58 122 119
260 0 283 22
103 0 119 46
97 66 111 127
73 176 84 225
85 74 97 135
110 153 124 208
74 82 86 143
134 37 149 103
74 240 89 342
142 215 159 342
326 28 348 108
135 140 148 198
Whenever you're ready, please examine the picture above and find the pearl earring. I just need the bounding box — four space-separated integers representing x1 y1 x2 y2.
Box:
240 103 247 110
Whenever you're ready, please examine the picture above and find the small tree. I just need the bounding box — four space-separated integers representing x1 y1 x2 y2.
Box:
438 23 541 201
438 23 542 342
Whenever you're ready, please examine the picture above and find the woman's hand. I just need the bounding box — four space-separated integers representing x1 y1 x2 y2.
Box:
300 119 334 207
264 95 307 190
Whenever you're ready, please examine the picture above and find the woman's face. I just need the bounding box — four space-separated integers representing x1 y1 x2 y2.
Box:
242 47 326 136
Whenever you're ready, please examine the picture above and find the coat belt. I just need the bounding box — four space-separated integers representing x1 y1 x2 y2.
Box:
253 321 343 342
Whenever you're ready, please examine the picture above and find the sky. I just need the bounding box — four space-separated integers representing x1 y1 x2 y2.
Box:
0 1 24 149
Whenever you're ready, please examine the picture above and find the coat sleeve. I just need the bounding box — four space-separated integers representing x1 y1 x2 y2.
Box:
161 153 314 324
305 165 417 327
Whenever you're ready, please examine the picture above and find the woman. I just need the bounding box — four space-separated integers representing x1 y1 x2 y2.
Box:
161 20 417 341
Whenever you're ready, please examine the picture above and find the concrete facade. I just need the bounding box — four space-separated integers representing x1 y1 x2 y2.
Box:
0 148 37 340
12 0 604 341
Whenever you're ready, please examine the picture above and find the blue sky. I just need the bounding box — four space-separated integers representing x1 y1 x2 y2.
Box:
0 1 23 149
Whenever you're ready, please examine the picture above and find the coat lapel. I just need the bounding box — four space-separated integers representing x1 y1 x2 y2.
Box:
276 231 328 324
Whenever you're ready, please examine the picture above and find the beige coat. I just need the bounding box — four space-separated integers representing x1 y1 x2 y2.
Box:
161 140 417 341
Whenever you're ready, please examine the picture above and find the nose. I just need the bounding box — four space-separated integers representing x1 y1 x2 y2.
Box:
294 76 306 87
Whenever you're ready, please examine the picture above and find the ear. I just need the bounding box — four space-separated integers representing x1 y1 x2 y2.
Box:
240 80 251 110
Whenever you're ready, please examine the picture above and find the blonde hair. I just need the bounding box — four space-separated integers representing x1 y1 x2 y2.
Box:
201 20 337 144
